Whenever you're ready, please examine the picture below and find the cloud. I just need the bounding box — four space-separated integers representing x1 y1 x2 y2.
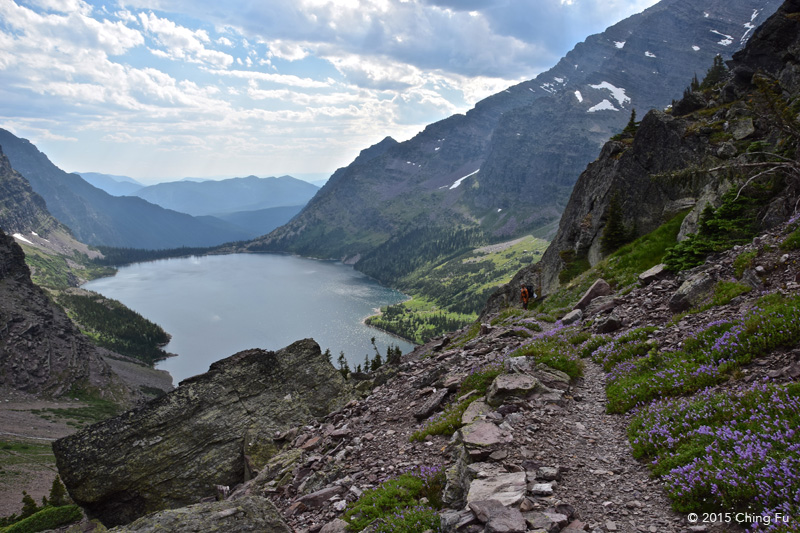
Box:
138 12 234 67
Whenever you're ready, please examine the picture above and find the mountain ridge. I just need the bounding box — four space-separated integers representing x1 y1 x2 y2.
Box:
248 0 783 268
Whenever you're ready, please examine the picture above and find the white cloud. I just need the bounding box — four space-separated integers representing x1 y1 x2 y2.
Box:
138 12 234 67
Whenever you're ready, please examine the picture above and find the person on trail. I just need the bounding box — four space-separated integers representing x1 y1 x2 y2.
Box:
520 285 530 310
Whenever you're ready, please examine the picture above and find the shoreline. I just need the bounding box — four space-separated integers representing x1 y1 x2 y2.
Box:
361 307 419 346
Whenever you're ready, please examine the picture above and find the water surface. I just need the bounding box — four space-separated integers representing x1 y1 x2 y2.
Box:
85 254 414 383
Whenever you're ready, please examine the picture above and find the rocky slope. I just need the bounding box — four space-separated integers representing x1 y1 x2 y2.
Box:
0 227 133 403
249 0 781 270
503 0 800 296
56 214 798 533
52 339 353 528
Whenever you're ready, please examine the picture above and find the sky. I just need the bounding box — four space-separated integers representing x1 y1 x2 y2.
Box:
0 0 659 184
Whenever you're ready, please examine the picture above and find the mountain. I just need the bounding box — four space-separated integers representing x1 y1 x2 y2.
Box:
130 175 319 217
248 0 783 268
0 129 252 249
215 204 306 237
0 225 132 402
76 172 144 197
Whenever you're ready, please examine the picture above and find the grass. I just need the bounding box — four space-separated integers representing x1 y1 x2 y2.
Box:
1 505 82 533
603 294 800 413
538 211 688 315
368 235 549 343
410 360 505 442
343 466 444 532
31 400 120 429
506 324 585 379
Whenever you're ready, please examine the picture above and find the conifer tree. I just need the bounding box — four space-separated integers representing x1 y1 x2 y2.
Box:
20 491 39 519
48 476 69 507
601 191 628 254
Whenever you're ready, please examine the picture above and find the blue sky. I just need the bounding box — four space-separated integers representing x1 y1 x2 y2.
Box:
0 0 659 183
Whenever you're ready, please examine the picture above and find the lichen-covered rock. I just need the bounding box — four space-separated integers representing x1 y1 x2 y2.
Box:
486 374 541 407
53 339 353 528
108 496 291 533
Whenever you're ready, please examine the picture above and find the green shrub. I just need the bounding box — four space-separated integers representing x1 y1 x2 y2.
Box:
710 280 751 307
3 505 82 533
780 227 800 251
343 467 444 532
373 505 442 533
508 326 584 379
732 249 758 278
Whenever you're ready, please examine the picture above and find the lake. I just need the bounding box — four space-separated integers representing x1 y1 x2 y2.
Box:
84 253 415 384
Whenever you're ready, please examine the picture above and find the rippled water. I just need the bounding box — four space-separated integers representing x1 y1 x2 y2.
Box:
84 253 414 383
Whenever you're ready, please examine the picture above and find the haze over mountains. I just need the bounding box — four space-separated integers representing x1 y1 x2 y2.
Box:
249 0 782 270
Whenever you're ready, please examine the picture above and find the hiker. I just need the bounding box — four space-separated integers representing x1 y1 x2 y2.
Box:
520 285 530 310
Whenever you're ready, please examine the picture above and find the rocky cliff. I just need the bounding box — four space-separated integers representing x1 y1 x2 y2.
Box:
52 339 353 527
505 0 800 296
0 228 133 402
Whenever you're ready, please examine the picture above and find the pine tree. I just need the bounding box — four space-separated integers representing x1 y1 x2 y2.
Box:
20 491 39 519
601 191 628 254
48 476 69 507
336 351 350 379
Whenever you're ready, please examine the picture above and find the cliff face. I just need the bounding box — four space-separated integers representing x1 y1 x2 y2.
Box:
524 0 800 295
0 228 133 402
52 339 353 528
0 147 58 237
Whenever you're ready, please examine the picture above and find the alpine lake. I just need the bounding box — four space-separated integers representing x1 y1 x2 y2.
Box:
84 253 415 384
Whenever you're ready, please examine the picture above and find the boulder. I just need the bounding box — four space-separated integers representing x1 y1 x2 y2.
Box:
53 339 353 528
668 272 715 312
462 400 494 425
108 496 291 533
560 309 583 325
593 310 623 334
413 388 450 420
469 500 527 533
638 263 667 285
486 374 541 407
460 421 514 460
573 279 612 311
466 472 527 507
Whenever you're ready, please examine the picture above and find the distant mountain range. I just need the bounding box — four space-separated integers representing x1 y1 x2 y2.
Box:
129 175 318 217
74 171 319 239
248 0 783 271
77 172 144 197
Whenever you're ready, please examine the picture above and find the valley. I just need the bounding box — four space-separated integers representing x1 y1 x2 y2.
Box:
1 0 799 531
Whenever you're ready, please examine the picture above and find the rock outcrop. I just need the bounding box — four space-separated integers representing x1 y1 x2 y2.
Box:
0 228 133 403
520 0 800 295
108 496 291 533
53 339 353 527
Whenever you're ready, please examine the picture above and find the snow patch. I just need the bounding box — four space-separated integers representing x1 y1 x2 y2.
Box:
587 99 618 113
692 45 700 51
449 169 480 190
574 90 583 103
13 233 33 245
497 208 502 213
751 9 760 22
711 30 733 46
703 12 710 18
554 77 564 83
614 41 625 49
435 147 440 151
645 51 656 58
589 82 630 106
540 82 557 94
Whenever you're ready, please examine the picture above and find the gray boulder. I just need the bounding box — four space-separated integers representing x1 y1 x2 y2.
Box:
573 279 612 310
668 272 715 312
53 339 353 527
108 496 291 533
